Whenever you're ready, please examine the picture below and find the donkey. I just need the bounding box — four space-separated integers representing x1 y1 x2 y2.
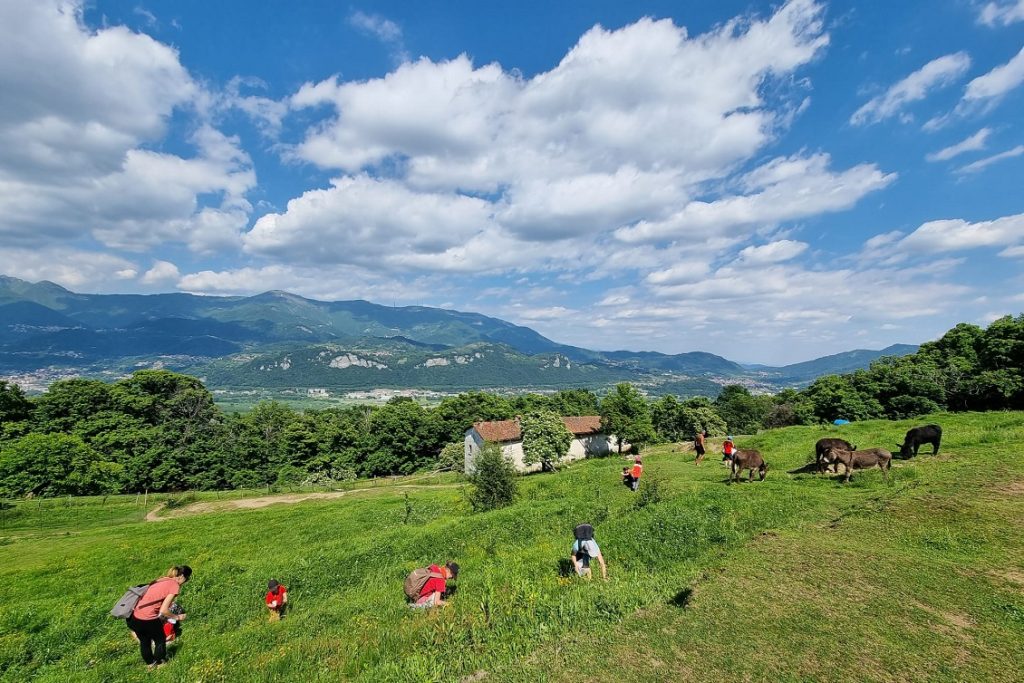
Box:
822 446 892 484
815 438 857 473
728 449 767 484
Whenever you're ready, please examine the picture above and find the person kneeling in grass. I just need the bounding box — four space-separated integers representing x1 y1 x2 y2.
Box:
571 523 608 580
266 579 288 621
162 602 184 642
411 562 459 608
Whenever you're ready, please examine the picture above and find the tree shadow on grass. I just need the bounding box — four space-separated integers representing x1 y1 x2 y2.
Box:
668 588 693 609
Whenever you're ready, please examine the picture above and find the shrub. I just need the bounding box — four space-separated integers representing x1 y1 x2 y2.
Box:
633 475 663 509
467 442 518 512
437 442 465 473
164 492 197 509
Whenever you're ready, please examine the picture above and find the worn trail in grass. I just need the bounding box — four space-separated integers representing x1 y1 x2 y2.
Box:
1 413 1022 682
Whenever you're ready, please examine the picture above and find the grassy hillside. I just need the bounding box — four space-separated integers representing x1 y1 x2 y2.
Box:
0 413 1021 682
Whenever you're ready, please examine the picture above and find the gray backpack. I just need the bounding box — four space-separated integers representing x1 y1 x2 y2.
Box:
110 584 152 619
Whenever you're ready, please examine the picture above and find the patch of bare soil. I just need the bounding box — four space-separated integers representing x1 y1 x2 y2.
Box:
911 599 974 631
146 484 460 522
1002 481 1024 495
990 569 1024 587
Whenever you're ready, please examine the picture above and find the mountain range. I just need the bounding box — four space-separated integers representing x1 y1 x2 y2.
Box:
0 276 917 394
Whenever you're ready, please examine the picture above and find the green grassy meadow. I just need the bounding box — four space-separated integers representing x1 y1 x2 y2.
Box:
1 412 1022 682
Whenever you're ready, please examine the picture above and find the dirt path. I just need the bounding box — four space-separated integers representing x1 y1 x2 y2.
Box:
145 483 461 522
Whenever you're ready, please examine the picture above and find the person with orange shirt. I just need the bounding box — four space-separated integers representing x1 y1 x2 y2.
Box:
722 436 736 462
630 457 643 491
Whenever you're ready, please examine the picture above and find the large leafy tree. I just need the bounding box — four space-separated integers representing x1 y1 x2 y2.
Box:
600 383 656 454
550 388 600 416
431 391 513 446
801 374 884 423
364 398 434 476
520 410 572 471
714 385 772 434
32 378 114 433
0 433 121 497
0 381 33 443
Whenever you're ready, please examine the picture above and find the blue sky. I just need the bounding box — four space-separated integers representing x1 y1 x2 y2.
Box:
1 1 1022 364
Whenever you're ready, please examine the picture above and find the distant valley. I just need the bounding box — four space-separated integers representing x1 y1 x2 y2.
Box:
0 276 917 396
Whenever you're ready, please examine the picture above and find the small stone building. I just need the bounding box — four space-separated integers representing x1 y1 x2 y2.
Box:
464 416 615 473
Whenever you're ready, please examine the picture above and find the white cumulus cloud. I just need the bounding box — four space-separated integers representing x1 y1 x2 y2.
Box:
141 260 181 286
0 1 255 253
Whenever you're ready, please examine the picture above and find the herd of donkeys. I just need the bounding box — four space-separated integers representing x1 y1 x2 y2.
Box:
722 424 943 484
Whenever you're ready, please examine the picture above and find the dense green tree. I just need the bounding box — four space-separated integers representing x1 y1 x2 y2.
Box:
32 379 113 433
550 388 600 416
0 381 32 427
520 410 573 471
600 383 656 454
651 395 687 442
681 406 728 437
431 391 513 446
714 385 772 434
364 398 434 475
0 433 121 497
801 374 884 423
235 401 296 482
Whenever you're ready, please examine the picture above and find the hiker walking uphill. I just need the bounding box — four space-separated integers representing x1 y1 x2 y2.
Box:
122 565 192 670
405 562 459 608
571 523 608 579
695 430 708 465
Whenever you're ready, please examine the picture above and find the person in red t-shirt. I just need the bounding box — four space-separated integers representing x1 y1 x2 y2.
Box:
413 561 459 608
266 579 288 621
126 565 191 670
722 436 736 462
162 602 184 642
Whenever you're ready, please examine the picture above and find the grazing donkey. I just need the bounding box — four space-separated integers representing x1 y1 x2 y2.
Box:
898 424 942 459
822 446 892 484
728 449 767 484
815 438 857 473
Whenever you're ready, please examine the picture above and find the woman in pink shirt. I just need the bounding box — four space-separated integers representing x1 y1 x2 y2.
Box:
126 565 192 669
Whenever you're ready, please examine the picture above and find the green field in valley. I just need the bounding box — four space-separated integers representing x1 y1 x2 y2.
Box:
1 412 1022 682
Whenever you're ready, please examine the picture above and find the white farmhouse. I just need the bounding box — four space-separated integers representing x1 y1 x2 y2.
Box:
464 416 616 473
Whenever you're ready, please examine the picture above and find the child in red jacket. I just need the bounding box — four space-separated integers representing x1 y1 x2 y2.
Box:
266 579 288 621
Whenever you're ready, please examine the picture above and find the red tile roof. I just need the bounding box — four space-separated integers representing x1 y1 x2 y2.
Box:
473 419 522 443
472 416 603 442
562 415 603 436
